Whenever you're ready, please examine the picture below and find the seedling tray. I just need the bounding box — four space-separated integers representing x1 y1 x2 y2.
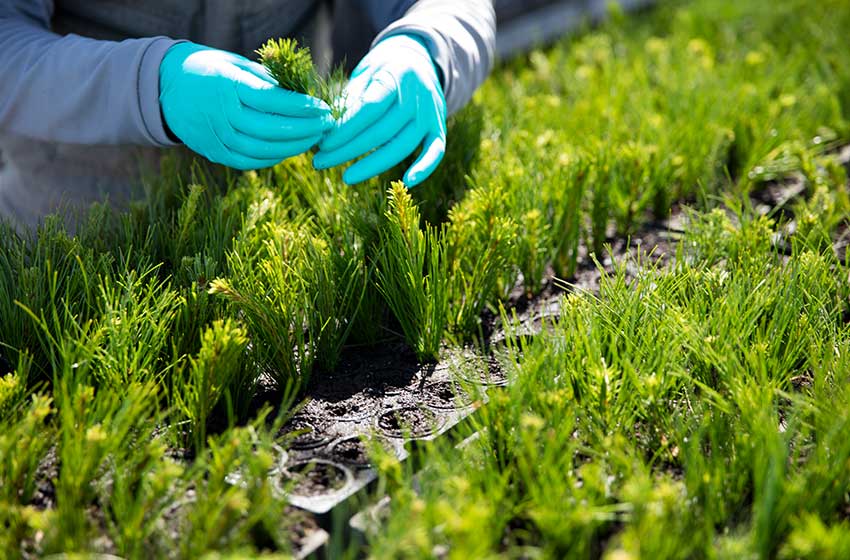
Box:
273 342 496 516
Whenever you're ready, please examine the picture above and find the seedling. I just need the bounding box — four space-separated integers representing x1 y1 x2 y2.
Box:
174 319 249 451
257 37 347 120
208 225 315 396
376 182 449 361
446 185 518 336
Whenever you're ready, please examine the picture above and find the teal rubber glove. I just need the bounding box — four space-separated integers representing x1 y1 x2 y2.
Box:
159 42 331 171
312 34 447 187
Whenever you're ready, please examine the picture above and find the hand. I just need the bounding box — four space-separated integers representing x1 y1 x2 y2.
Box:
159 42 331 170
312 34 447 187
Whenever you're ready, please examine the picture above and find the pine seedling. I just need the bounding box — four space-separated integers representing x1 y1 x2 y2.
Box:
0 392 52 507
549 154 589 279
376 182 449 361
6 218 111 379
90 266 183 389
257 38 315 98
589 151 612 258
447 215 516 338
257 37 346 119
175 319 249 451
52 374 160 550
176 412 288 558
306 237 367 372
209 217 327 393
445 184 518 336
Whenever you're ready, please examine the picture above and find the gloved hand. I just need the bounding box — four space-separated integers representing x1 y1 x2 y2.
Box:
159 42 331 170
312 34 447 187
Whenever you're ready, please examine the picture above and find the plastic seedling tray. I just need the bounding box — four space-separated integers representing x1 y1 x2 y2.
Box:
292 526 329 560
272 342 494 516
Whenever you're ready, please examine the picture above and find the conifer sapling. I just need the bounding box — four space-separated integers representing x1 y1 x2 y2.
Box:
257 38 346 120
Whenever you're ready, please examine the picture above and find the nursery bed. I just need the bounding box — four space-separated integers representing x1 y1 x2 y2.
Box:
3 0 850 557
25 152 848 554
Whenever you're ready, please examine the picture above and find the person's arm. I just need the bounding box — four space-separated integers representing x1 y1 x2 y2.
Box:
366 0 496 116
0 0 179 146
0 1 332 170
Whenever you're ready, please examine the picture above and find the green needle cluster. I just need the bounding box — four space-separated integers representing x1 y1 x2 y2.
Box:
257 38 316 97
257 37 347 119
376 182 449 361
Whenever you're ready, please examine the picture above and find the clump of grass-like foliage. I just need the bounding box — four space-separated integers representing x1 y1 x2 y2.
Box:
369 205 850 559
376 182 449 362
174 319 249 452
257 37 346 119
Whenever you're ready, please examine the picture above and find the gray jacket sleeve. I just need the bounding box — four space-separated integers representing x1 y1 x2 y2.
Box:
364 0 496 116
0 0 178 146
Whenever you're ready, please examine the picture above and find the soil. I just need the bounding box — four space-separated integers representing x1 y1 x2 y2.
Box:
325 436 373 468
0 351 12 374
30 445 58 510
485 353 510 385
305 392 378 423
285 461 350 497
420 381 474 410
307 342 424 400
279 416 331 450
377 406 445 439
164 446 194 464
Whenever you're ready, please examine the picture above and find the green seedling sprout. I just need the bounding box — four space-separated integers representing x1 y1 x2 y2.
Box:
257 37 347 120
376 182 449 361
175 319 249 452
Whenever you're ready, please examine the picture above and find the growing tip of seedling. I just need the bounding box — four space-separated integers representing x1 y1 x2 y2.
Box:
257 37 347 120
256 38 316 96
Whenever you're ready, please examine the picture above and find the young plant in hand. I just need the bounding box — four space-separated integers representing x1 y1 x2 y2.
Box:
257 38 346 120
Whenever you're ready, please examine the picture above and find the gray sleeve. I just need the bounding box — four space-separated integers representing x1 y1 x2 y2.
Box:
366 0 496 116
0 0 179 146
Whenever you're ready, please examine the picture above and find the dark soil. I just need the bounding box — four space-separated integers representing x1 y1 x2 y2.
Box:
485 354 510 386
377 406 445 439
420 381 474 410
285 461 350 497
306 392 378 423
279 416 331 450
307 342 424 400
325 437 373 468
164 446 194 464
0 351 12 375
30 446 58 510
